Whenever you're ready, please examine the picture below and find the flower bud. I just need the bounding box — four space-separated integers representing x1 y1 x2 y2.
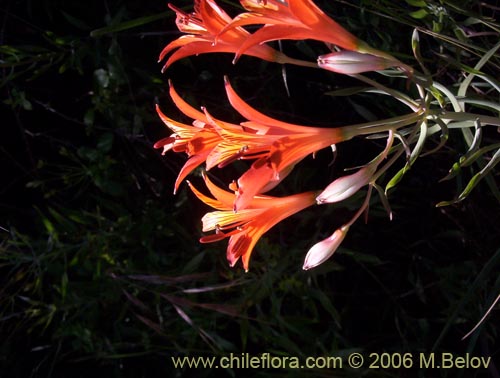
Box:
316 164 376 204
318 51 395 74
303 226 349 270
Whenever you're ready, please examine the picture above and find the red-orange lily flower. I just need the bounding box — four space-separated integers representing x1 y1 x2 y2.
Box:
157 78 409 209
159 0 314 70
219 0 365 62
154 81 224 194
156 79 356 204
216 78 356 211
188 173 317 271
155 80 274 193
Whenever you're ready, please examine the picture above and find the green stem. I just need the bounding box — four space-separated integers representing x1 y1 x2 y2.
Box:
282 57 319 69
345 185 373 228
437 111 500 127
340 110 425 137
351 73 420 111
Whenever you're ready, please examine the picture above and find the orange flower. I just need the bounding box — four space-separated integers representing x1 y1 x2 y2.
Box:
188 173 317 271
217 78 356 210
157 79 356 205
155 80 275 192
219 0 363 61
159 0 312 70
154 81 222 194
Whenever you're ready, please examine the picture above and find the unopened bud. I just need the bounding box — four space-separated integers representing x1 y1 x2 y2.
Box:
303 226 349 270
316 164 376 204
318 51 396 74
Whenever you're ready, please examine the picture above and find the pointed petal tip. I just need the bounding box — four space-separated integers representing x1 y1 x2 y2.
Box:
232 54 242 65
316 196 326 205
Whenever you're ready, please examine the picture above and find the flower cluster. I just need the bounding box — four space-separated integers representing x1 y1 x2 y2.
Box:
155 0 499 270
155 77 364 270
154 0 414 271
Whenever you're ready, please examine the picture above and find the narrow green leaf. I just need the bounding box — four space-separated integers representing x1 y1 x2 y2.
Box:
385 166 406 193
405 0 427 6
437 148 500 206
409 9 429 19
325 86 369 97
90 11 171 37
60 10 91 30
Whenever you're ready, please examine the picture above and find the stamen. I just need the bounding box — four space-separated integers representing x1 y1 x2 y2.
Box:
229 180 238 192
217 145 250 169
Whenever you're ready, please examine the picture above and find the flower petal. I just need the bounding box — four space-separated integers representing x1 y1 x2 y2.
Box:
168 81 209 124
235 157 277 211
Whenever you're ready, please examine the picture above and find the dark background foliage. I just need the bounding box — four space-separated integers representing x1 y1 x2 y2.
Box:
1 0 499 377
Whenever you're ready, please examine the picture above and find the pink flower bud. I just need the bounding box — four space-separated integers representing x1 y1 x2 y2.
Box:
303 226 349 270
316 164 376 204
317 51 395 74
